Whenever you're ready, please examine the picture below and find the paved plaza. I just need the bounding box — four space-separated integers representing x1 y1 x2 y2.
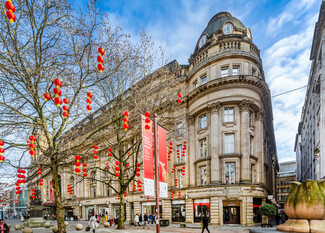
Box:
3 218 283 233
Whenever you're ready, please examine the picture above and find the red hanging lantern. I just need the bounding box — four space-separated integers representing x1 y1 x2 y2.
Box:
28 136 36 158
178 93 182 104
43 93 51 101
75 155 81 174
62 98 69 118
147 196 149 202
117 195 120 200
5 0 16 23
123 111 129 131
178 191 181 199
108 148 112 158
0 140 5 162
93 146 98 160
171 190 174 199
53 79 63 107
168 142 173 161
97 47 105 73
86 92 93 112
39 179 43 187
144 112 151 131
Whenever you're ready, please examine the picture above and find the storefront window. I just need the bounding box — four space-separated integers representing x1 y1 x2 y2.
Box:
142 202 162 217
86 206 94 220
172 200 185 222
194 199 210 222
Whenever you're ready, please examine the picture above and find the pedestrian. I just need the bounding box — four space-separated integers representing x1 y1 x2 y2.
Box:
20 214 24 222
134 214 139 227
143 213 150 229
224 209 229 224
139 214 143 226
201 212 210 233
275 213 280 225
281 213 286 224
149 213 153 224
0 219 9 233
95 213 100 223
88 214 97 233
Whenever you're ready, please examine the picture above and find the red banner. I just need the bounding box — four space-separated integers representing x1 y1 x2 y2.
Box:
158 126 168 198
142 114 154 196
50 181 55 202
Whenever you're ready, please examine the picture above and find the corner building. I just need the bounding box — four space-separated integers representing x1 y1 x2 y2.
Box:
30 12 278 226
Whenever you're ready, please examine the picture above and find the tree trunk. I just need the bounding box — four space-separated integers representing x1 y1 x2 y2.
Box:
52 163 66 233
117 194 125 229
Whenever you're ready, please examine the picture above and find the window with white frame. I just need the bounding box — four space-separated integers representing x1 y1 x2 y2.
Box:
177 145 183 162
225 162 235 184
177 123 183 136
251 164 255 184
200 166 207 186
200 138 207 158
193 81 198 89
232 66 239 75
221 67 228 77
224 108 234 122
224 134 235 154
249 136 254 155
199 114 207 129
201 76 207 84
177 169 183 188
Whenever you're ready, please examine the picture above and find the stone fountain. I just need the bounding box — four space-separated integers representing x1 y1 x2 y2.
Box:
276 180 325 232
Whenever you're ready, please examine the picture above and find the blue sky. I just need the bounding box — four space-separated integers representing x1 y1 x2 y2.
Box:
72 0 320 163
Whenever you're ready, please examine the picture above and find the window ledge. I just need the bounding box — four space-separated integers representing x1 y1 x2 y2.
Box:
219 153 242 158
250 155 258 161
175 162 185 166
223 121 237 127
198 127 208 134
194 156 211 164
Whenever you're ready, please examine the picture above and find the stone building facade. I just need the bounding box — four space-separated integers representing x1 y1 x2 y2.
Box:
296 1 325 182
28 12 278 226
276 161 296 209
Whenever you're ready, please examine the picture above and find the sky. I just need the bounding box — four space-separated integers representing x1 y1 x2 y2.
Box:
72 0 321 163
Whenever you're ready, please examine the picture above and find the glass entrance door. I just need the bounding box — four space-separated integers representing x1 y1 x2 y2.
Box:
223 207 240 224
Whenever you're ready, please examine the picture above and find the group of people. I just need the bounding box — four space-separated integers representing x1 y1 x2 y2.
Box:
134 213 155 228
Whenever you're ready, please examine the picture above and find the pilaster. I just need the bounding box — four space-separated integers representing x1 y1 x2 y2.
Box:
162 199 172 222
185 199 193 223
210 197 219 224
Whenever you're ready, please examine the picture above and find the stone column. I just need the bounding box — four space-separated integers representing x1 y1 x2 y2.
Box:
188 116 196 186
126 202 131 222
240 100 251 183
81 206 86 220
185 199 193 223
134 202 141 216
162 199 172 222
209 102 221 184
255 110 264 183
210 197 219 224
94 204 98 215
246 197 254 226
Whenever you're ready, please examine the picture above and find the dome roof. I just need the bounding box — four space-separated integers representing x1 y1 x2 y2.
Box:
202 12 245 36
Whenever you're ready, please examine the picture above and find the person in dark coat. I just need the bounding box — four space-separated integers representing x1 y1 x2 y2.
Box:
224 209 229 224
275 213 280 225
201 212 210 233
139 214 143 226
143 213 149 229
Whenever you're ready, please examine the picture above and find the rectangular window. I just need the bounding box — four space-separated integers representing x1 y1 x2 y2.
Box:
93 187 96 198
193 81 198 89
200 138 207 158
252 67 256 76
200 166 207 186
250 136 254 155
104 171 108 179
224 134 235 154
177 169 183 188
177 145 183 162
251 164 255 183
225 162 235 184
221 67 228 77
107 185 110 196
249 111 253 125
201 76 207 84
177 123 182 136
200 114 207 129
232 67 239 75
224 108 234 122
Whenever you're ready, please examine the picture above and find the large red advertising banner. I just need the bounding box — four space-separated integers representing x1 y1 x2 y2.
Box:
158 126 168 198
142 114 155 196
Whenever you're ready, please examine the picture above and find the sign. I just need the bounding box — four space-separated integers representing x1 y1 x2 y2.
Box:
268 195 273 200
158 126 168 198
247 198 253 202
142 114 154 197
223 200 240 207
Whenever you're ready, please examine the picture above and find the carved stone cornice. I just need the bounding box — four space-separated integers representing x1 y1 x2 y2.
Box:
239 99 253 113
256 109 265 121
208 101 221 114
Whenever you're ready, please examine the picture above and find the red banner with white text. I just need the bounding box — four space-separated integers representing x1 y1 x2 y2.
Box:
158 126 168 198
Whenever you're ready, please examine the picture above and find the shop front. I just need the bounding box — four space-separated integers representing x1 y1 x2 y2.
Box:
43 202 56 220
194 199 210 223
142 202 162 216
113 204 126 222
172 200 185 222
253 198 262 223
64 206 74 220
98 205 107 217
223 200 240 224
86 206 94 220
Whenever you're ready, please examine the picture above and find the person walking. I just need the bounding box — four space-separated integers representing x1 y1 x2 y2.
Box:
89 214 97 233
201 213 210 233
149 213 153 224
139 214 143 226
143 213 150 229
275 213 280 225
134 214 139 227
0 219 9 233
224 209 229 224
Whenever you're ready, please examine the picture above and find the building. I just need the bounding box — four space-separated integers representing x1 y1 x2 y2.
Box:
295 1 325 182
276 161 296 209
0 184 28 218
28 12 278 226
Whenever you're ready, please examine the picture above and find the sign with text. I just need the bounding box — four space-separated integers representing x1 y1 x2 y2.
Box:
158 126 168 198
142 114 154 196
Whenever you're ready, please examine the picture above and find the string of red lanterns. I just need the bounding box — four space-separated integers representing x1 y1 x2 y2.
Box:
28 135 36 157
39 179 43 187
136 163 141 178
168 142 173 161
75 155 81 174
93 146 98 160
53 79 63 107
182 141 187 158
115 161 121 177
178 93 182 104
86 92 93 112
62 98 69 118
171 190 174 199
43 93 51 101
144 112 150 130
67 185 72 195
5 0 16 23
137 180 142 192
178 191 181 199
37 165 42 176
32 188 36 199
108 148 112 158
83 163 87 177
105 163 109 170
97 47 105 73
0 140 5 162
123 111 129 131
